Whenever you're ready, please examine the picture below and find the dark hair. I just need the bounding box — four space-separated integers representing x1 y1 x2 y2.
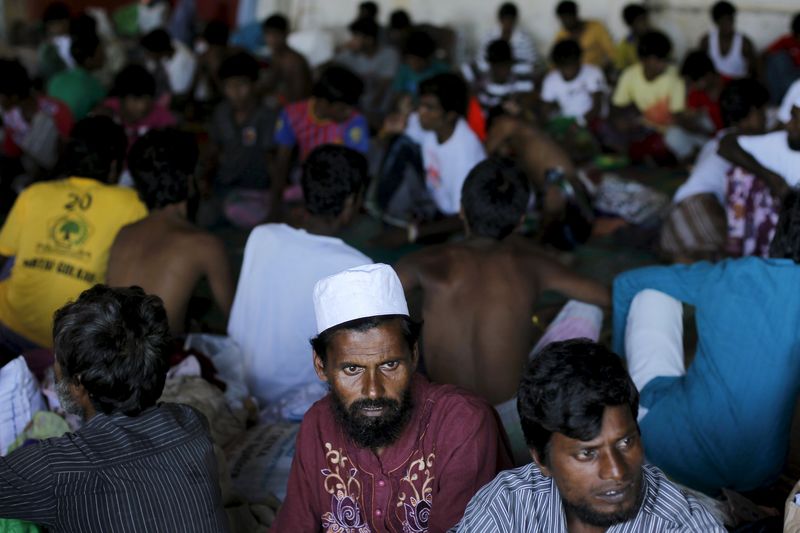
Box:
680 50 715 81
390 10 412 30
486 39 513 64
349 17 380 40
140 29 173 55
461 158 530 240
53 285 171 416
262 13 289 33
202 20 230 46
792 13 800 36
769 191 800 263
42 2 70 23
556 1 578 16
70 32 100 65
550 39 582 66
637 30 672 60
301 144 368 217
498 2 519 19
311 315 421 364
110 64 156 98
712 1 736 22
218 51 260 82
128 129 198 210
0 59 31 98
69 13 97 37
312 64 364 106
359 1 378 19
719 78 768 127
419 73 468 117
517 339 640 463
60 116 127 182
622 4 648 26
403 29 437 59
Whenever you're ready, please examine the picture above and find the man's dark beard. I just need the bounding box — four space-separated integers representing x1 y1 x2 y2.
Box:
562 478 645 528
331 388 414 449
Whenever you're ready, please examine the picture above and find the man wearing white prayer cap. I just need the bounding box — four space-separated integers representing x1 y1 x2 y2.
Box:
272 263 512 533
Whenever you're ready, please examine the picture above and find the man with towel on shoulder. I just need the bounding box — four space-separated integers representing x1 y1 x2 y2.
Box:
271 263 512 533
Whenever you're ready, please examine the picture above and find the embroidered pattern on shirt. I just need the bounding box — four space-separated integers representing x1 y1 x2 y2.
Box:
397 452 435 533
320 442 371 533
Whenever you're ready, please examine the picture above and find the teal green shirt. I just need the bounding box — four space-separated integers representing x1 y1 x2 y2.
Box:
46 67 106 120
613 258 800 494
391 59 450 97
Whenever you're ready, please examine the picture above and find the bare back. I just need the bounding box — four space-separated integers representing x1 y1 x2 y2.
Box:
397 236 609 405
107 211 233 336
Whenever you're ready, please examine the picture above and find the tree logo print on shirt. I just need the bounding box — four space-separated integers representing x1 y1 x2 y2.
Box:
397 452 435 533
49 214 90 249
320 443 371 533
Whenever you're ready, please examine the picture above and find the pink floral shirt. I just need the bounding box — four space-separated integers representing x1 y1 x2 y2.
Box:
271 374 512 533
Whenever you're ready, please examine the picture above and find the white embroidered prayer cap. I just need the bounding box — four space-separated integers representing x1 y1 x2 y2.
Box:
313 263 409 334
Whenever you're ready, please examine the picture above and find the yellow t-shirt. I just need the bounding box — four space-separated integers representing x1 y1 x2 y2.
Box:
555 20 617 68
612 64 686 129
0 177 147 347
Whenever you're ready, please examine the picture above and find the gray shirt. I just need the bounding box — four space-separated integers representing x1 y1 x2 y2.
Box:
452 462 725 532
209 100 276 191
0 403 229 532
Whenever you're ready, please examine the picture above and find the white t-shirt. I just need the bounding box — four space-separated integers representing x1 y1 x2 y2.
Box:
227 224 371 417
405 114 486 215
540 64 607 125
164 39 197 95
673 131 732 204
778 78 800 124
738 130 800 186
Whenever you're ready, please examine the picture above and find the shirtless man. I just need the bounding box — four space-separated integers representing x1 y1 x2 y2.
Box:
395 158 609 406
107 129 234 335
261 14 312 103
486 114 593 248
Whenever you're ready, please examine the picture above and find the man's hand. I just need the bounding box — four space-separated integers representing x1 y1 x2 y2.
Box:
381 112 408 137
370 227 410 248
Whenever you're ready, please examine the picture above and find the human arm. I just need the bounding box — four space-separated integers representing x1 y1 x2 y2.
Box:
534 251 610 309
394 249 429 292
427 398 512 531
283 55 313 103
717 133 789 197
611 261 717 356
202 235 235 319
0 442 57 525
742 36 760 79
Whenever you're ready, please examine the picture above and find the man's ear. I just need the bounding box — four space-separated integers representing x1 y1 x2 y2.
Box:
531 448 552 477
410 343 420 371
313 351 329 382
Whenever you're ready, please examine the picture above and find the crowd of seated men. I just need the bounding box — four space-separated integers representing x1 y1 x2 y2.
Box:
1 0 800 531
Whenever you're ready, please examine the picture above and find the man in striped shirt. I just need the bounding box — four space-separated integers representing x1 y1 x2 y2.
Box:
453 339 725 532
0 285 229 532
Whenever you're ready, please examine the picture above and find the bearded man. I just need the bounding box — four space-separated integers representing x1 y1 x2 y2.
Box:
271 263 512 532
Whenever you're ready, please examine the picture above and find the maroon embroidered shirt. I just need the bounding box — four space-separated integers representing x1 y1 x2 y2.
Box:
271 374 512 533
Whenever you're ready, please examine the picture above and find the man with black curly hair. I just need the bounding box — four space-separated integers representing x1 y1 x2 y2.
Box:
0 285 229 531
107 128 234 336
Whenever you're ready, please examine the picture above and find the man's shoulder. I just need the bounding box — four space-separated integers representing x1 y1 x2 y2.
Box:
639 464 725 530
423 378 497 424
468 463 550 505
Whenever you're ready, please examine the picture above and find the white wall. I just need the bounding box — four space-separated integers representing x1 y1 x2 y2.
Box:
261 0 798 65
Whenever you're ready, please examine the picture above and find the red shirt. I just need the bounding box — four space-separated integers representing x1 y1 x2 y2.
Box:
271 374 512 533
101 97 177 151
687 89 723 131
767 34 800 67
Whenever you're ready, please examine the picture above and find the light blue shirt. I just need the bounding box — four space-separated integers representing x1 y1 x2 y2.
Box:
613 257 800 494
